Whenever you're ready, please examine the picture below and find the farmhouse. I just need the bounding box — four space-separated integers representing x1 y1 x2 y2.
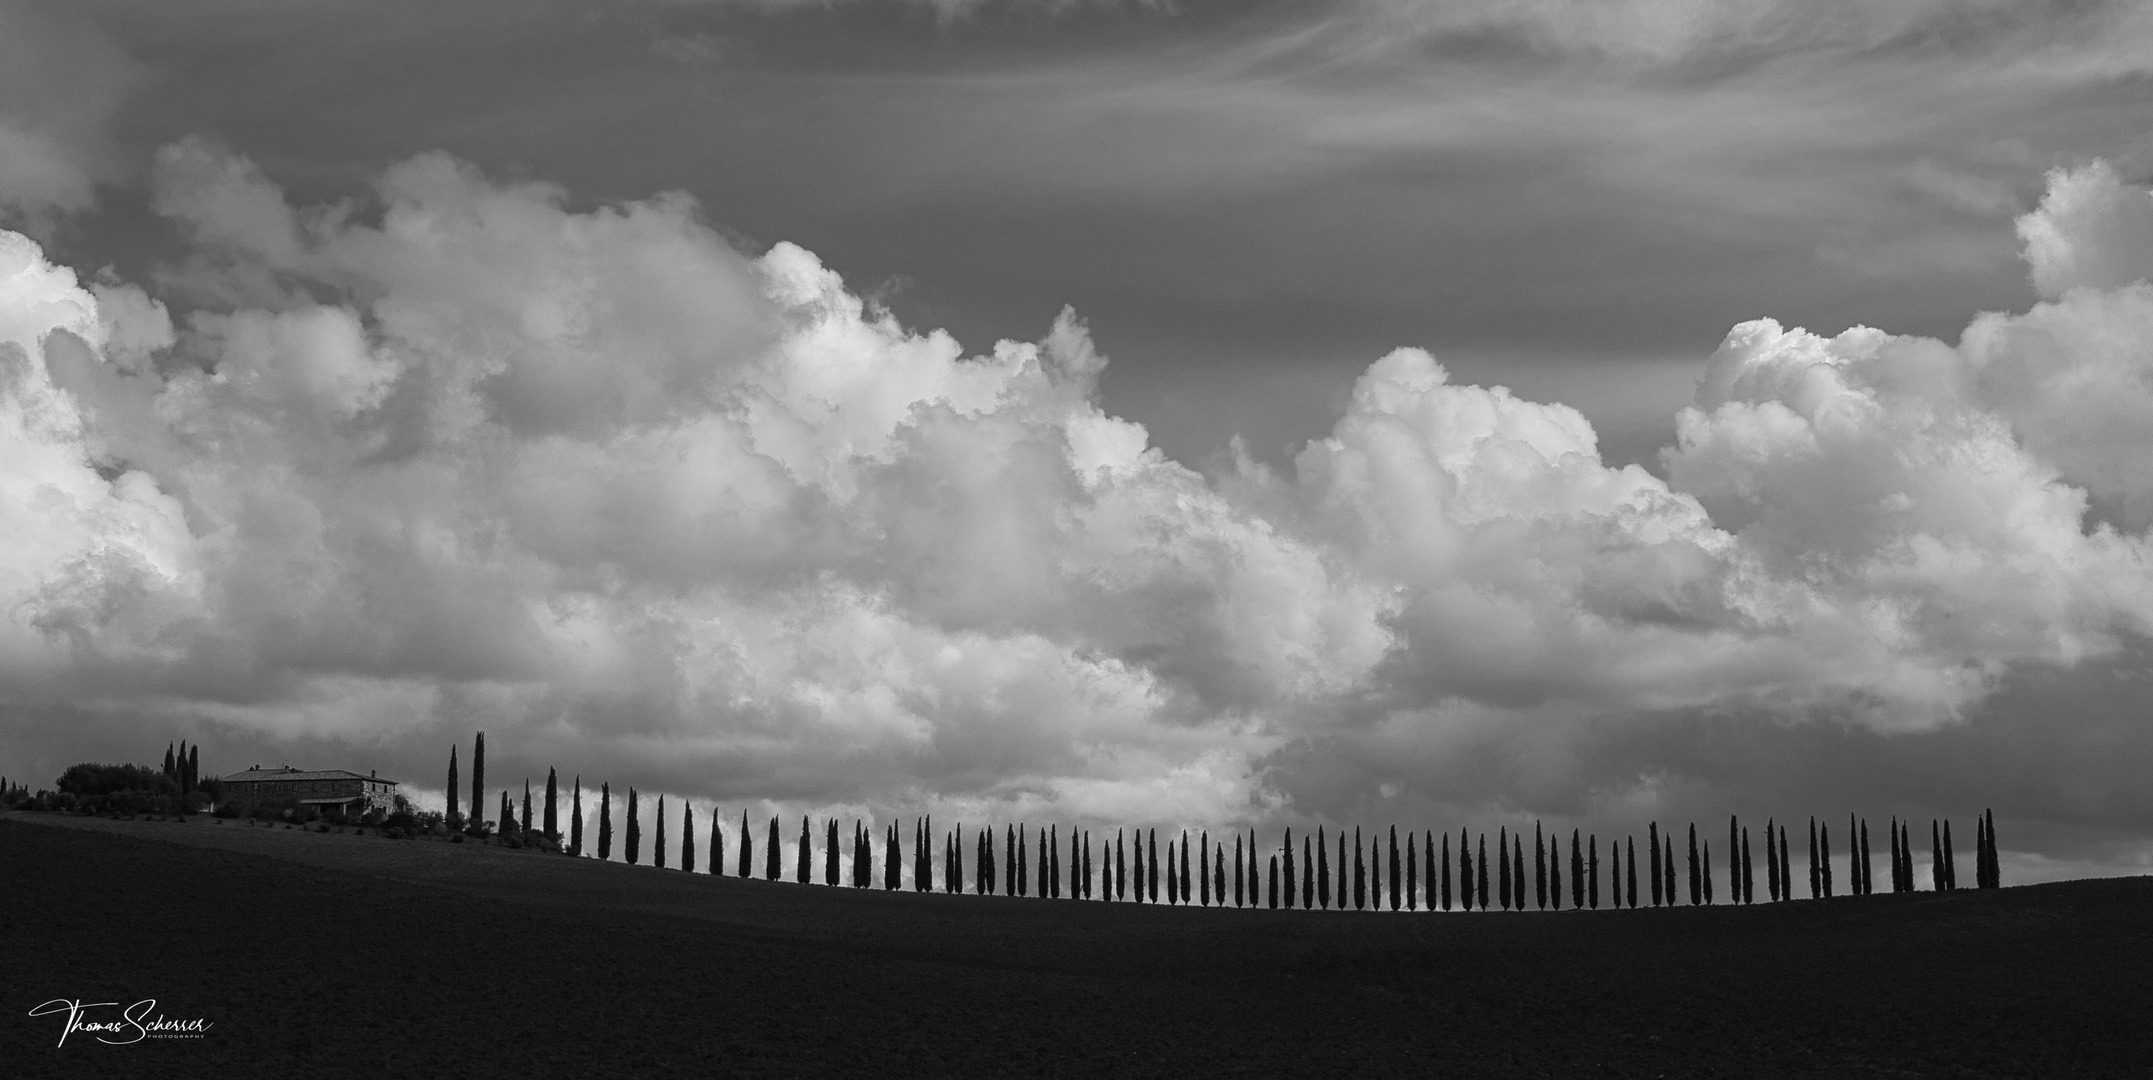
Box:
216 765 401 817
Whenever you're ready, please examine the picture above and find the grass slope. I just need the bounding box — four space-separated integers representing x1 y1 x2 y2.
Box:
4 813 2149 1079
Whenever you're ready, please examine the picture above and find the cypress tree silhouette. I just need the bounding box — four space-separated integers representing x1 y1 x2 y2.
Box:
1889 816 1903 892
798 815 812 885
470 731 486 832
1808 817 1820 899
1214 844 1225 906
1268 854 1279 909
1775 826 1789 901
1648 822 1662 906
1741 825 1754 903
1233 832 1244 907
188 745 200 798
1116 828 1127 901
1982 809 2000 888
1406 831 1419 911
1391 826 1404 911
446 746 460 831
626 788 640 865
1942 820 1957 890
655 796 667 869
712 807 724 875
1534 822 1546 910
1610 838 1622 908
1663 835 1676 905
569 776 583 857
1587 834 1599 909
1859 817 1873 896
1512 835 1524 912
1317 827 1331 909
1008 824 1018 896
1498 827 1512 911
1371 834 1382 909
1085 830 1095 900
1548 832 1561 910
737 811 751 877
1282 828 1295 909
1625 837 1638 909
1338 830 1349 910
1687 823 1701 905
828 819 840 886
1477 833 1490 911
1729 817 1740 901
1053 825 1063 900
766 816 781 881
1355 827 1368 910
1180 830 1191 905
1702 839 1713 903
1441 832 1454 911
1820 822 1833 898
1016 824 1028 896
1930 819 1942 890
164 742 175 778
1569 829 1584 910
682 801 695 872
598 782 612 860
545 768 558 838
1303 834 1315 909
522 781 533 840
883 822 898 890
1201 832 1211 906
1765 817 1780 901
1459 830 1473 911
860 822 873 888
1149 828 1160 903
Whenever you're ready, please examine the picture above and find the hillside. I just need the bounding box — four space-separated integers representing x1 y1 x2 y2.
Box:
5 812 2148 1078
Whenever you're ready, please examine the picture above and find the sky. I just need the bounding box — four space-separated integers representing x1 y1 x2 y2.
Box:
2 0 2152 885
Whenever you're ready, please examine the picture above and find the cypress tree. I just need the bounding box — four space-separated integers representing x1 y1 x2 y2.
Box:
1116 828 1127 901
1687 823 1701 905
1741 825 1754 903
828 819 840 885
1085 830 1095 899
740 810 753 878
712 807 724 875
1008 824 1019 896
1476 833 1490 911
1820 822 1833 898
1775 826 1789 900
882 822 897 890
766 816 780 881
521 781 533 839
1407 831 1419 911
164 742 176 778
798 815 812 885
1149 828 1160 903
569 776 582 856
1214 843 1225 906
1984 809 2000 888
1200 832 1211 906
1303 834 1315 909
1316 827 1331 909
1729 817 1740 901
1649 822 1663 906
1354 827 1368 911
188 745 200 798
1512 835 1524 912
1164 833 1176 905
1702 839 1714 903
1587 834 1599 909
1268 854 1279 909
1889 816 1903 892
1930 819 1942 890
1547 832 1562 910
1441 832 1454 911
1569 828 1584 909
1281 828 1295 909
597 782 612 860
544 768 558 838
1370 833 1381 908
1662 835 1675 904
1459 830 1474 911
1233 832 1244 907
655 796 667 869
446 746 460 831
1610 838 1623 908
470 731 486 831
1180 829 1191 905
1534 822 1547 910
1391 826 1404 911
1498 827 1512 911
682 801 695 872
1626 837 1639 909
625 787 640 865
1859 817 1873 896
1809 817 1821 899
1765 817 1780 901
1942 820 1957 890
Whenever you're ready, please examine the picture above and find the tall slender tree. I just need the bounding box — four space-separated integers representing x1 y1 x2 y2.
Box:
1775 825 1789 900
1302 834 1315 909
1648 822 1662 906
1663 836 1676 904
1317 827 1332 909
682 801 695 872
1859 817 1873 895
766 815 780 881
1569 828 1584 909
1942 820 1957 890
1214 843 1225 906
544 768 559 838
1355 827 1368 910
626 787 640 865
1476 833 1490 911
1587 834 1600 909
1809 817 1821 899
188 745 200 798
1889 816 1904 892
1180 830 1191 905
1149 828 1160 903
1548 832 1562 910
1233 832 1244 907
799 815 812 885
1498 827 1512 911
1820 822 1833 898
446 746 461 831
712 806 724 875
1512 835 1524 912
1702 839 1714 903
569 776 583 857
1268 854 1280 909
1390 826 1404 911
1766 817 1780 901
1611 838 1623 908
828 819 840 886
1407 831 1419 911
1625 837 1639 909
1459 829 1474 911
1741 825 1754 903
1441 832 1454 911
655 796 667 869
1729 817 1740 901
1534 822 1547 910
1281 828 1296 909
1687 823 1702 905
597 782 612 860
470 731 486 831
740 810 753 878
887 822 903 890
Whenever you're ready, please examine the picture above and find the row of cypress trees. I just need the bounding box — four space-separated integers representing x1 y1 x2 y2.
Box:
438 737 2004 904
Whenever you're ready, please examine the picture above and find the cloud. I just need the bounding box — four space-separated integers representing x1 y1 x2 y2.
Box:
0 1 138 227
2015 160 2153 300
3 145 2153 851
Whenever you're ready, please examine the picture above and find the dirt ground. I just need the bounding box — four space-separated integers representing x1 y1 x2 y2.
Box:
5 811 2149 1079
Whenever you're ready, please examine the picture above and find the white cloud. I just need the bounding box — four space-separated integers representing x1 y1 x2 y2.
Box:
2015 160 2153 300
4 146 2153 835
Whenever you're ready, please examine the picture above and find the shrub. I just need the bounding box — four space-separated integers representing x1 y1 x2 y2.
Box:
450 833 465 844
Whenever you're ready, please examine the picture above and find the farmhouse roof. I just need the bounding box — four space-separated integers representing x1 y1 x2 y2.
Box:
216 767 399 786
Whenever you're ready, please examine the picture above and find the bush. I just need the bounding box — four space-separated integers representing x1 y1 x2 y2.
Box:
450 833 465 844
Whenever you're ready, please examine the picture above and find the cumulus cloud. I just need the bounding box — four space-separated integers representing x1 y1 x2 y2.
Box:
2015 160 2153 300
2 145 2152 837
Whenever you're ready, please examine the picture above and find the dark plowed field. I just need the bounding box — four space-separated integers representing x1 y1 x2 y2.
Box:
5 813 2148 1079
